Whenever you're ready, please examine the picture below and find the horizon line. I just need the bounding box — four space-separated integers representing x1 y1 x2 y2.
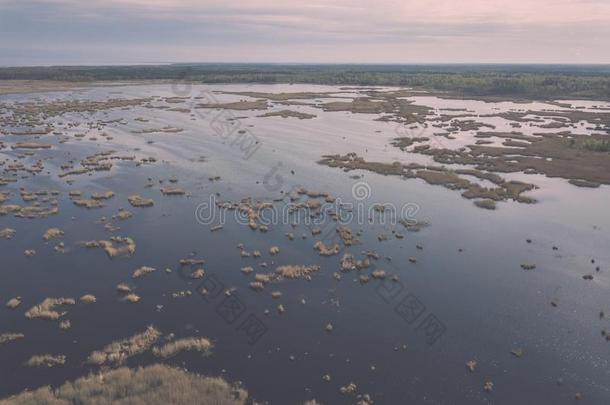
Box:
2 62 610 69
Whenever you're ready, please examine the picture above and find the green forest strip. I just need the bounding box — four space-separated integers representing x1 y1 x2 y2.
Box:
0 64 609 101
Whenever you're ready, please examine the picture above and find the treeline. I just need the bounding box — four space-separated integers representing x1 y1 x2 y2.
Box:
0 64 609 100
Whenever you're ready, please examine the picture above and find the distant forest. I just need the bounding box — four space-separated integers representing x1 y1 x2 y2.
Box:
1 64 609 100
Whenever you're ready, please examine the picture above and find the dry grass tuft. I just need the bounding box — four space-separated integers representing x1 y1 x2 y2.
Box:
0 333 24 345
340 254 370 272
91 191 115 200
191 269 205 279
79 294 97 304
152 337 213 359
313 241 340 256
179 258 205 266
474 199 497 210
11 142 52 150
6 297 21 309
25 297 76 320
24 354 66 368
0 364 248 405
114 209 133 220
42 228 64 241
160 188 185 195
23 249 36 257
275 265 320 280
72 199 104 209
88 326 161 365
258 109 316 120
371 270 387 279
255 273 272 283
336 226 356 245
116 283 132 293
124 294 141 303
128 195 154 207
132 266 156 279
84 237 136 258
0 228 16 239
249 281 264 291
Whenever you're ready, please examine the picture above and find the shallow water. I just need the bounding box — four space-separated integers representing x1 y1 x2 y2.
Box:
1 83 609 404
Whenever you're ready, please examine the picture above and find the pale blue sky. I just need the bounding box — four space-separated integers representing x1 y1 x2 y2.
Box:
1 0 609 65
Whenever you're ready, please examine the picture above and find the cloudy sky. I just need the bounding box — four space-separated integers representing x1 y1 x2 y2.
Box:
1 0 609 65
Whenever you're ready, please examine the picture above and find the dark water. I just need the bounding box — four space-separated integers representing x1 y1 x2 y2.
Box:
1 84 609 404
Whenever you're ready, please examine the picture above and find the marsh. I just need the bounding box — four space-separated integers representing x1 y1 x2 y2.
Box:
0 81 609 404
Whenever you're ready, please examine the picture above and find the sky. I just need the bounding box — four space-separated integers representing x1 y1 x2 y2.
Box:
1 0 609 65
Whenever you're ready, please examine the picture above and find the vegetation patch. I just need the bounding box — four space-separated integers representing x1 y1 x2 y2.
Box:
319 153 537 207
196 100 268 110
0 228 16 239
152 337 213 359
0 364 248 405
275 265 321 280
258 110 316 119
128 195 154 207
24 354 66 368
87 326 161 365
25 298 76 321
84 237 136 258
42 228 64 241
0 333 24 345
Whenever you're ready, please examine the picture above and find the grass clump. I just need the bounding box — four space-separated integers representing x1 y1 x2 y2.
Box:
0 333 24 345
474 199 497 210
568 136 610 152
25 298 76 320
160 188 185 196
127 195 154 207
152 337 213 359
0 228 16 239
124 294 141 303
0 364 248 405
87 326 161 365
313 241 340 256
6 297 21 309
24 354 66 368
91 191 115 200
42 228 64 241
84 237 136 258
275 265 320 280
116 283 132 293
132 266 156 279
79 295 96 304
